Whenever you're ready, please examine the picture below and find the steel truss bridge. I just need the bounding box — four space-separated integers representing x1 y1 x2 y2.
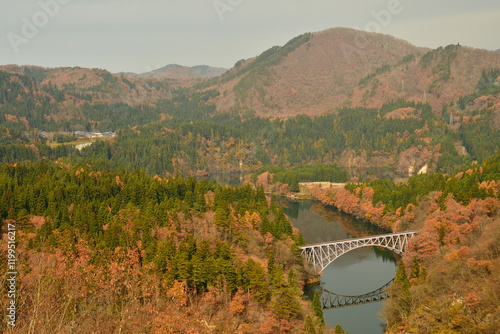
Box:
317 278 394 309
300 231 418 271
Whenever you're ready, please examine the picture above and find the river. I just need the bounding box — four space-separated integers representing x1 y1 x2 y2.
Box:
279 199 398 334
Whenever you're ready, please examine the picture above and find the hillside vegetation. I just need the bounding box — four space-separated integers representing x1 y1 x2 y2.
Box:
209 28 500 117
0 162 327 333
312 154 500 333
136 64 228 80
1 69 500 183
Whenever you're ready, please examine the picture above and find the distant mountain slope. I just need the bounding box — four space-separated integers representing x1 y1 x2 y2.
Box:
210 27 500 116
0 64 172 106
137 64 227 79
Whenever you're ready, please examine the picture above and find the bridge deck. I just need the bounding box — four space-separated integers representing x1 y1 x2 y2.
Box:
300 231 419 248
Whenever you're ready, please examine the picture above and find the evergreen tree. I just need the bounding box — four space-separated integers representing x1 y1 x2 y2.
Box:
335 324 348 333
311 290 324 323
303 315 316 334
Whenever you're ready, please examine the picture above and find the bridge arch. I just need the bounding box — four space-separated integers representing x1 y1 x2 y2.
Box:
300 231 417 271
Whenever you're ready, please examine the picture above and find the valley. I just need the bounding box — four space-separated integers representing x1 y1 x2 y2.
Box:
1 27 499 333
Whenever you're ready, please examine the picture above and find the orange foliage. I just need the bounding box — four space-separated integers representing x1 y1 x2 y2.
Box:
444 246 471 261
29 215 46 229
313 186 397 230
166 281 188 306
257 315 279 334
229 289 247 314
467 258 494 273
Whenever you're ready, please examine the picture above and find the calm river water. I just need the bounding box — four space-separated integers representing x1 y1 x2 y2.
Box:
279 199 398 334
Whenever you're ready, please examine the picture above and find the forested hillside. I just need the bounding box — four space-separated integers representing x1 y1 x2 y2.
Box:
312 154 500 333
2 66 499 180
1 29 500 178
0 162 328 333
209 28 500 116
136 64 228 80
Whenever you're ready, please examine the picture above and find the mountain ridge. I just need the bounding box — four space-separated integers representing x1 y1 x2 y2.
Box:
208 27 500 116
133 64 228 79
1 27 499 118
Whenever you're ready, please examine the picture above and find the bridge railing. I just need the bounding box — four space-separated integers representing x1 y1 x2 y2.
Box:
300 231 419 249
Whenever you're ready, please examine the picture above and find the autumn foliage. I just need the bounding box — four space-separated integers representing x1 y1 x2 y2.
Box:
0 163 323 333
314 153 500 333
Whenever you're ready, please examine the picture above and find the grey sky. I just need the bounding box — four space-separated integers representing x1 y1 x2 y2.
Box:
1 0 499 73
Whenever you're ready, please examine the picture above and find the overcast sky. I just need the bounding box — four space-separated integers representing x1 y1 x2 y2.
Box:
1 0 499 74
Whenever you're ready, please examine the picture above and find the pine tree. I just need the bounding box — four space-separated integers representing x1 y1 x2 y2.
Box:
267 246 276 275
271 282 302 320
312 290 324 323
241 258 269 303
303 315 316 334
335 324 348 333
393 262 413 319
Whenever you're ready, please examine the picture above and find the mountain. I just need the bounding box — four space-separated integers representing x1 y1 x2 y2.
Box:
2 28 499 334
2 28 498 118
209 27 500 116
0 64 173 106
1 28 500 137
136 64 228 79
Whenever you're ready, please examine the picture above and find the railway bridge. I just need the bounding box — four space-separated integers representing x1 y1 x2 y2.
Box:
300 231 418 271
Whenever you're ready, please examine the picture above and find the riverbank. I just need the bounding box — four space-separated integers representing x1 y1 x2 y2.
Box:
279 182 348 200
307 158 500 333
311 185 406 232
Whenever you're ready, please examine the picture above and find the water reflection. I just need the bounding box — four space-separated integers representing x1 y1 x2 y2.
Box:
318 278 393 310
281 198 397 334
281 200 350 244
278 199 388 243
321 247 396 334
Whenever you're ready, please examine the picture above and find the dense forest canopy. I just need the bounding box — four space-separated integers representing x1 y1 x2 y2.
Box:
0 161 327 333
